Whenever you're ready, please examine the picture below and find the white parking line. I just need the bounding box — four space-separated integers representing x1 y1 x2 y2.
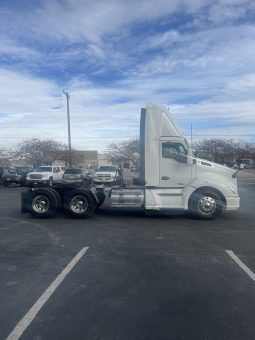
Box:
6 247 89 340
226 249 255 282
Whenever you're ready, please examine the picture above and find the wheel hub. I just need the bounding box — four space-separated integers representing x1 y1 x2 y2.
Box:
198 196 216 215
70 195 88 213
32 195 50 213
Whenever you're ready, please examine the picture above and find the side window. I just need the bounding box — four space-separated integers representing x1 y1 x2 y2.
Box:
53 167 57 173
162 142 187 163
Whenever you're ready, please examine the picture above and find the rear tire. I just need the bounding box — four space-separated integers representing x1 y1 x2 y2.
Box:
64 189 96 218
189 189 223 220
43 188 61 209
29 188 58 218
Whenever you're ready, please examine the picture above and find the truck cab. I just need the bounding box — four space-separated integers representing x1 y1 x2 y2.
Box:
138 105 239 217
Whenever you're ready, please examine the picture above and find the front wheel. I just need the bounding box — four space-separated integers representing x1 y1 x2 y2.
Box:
189 190 224 220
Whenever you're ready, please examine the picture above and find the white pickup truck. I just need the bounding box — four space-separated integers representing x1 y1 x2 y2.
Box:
26 166 63 186
93 165 119 184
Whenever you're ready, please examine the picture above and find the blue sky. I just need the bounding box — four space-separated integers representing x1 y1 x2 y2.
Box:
0 0 255 151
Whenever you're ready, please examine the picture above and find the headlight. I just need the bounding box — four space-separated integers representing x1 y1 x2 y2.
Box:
42 174 49 179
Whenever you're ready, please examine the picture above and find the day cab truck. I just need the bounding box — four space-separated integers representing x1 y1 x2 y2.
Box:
21 104 240 220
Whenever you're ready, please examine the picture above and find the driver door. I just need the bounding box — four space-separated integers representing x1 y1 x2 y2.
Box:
160 138 191 188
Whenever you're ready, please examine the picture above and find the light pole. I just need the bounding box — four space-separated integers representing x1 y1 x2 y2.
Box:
63 90 72 167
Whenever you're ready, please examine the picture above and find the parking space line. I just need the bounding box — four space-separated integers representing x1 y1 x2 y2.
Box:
226 250 255 282
6 247 89 340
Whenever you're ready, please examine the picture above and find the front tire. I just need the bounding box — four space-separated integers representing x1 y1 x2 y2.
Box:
189 190 223 220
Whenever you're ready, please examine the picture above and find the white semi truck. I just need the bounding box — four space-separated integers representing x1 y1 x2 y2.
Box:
21 104 240 220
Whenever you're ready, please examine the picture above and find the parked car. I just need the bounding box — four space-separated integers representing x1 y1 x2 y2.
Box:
233 162 247 169
26 166 63 186
62 168 91 185
2 167 33 186
93 165 120 185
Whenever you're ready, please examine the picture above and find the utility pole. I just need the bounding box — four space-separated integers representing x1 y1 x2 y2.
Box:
191 122 193 146
63 90 72 167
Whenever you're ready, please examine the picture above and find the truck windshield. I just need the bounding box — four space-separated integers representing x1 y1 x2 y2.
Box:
14 168 28 173
64 168 82 174
98 166 117 172
35 167 52 172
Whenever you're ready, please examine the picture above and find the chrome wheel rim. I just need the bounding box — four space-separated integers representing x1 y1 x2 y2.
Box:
70 195 88 213
198 196 216 215
32 195 50 213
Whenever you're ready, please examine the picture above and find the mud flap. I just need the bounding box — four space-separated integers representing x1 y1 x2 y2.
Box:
21 190 32 213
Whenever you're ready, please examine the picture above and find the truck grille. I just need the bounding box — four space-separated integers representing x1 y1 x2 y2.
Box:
9 174 20 179
29 174 43 179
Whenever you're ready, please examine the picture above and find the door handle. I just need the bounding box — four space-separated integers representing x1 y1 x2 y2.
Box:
161 176 170 180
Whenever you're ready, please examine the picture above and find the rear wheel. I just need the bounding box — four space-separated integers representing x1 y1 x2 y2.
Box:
189 189 223 220
29 188 58 218
64 189 96 218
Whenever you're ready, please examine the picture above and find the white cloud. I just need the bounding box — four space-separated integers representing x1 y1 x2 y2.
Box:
0 0 214 45
0 0 255 152
1 66 254 151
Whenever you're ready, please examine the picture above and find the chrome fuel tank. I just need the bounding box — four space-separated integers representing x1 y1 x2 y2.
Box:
110 188 144 207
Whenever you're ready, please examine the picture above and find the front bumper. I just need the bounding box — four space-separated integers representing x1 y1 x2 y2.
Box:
94 178 115 183
5 178 23 184
26 179 50 185
62 179 83 184
225 196 240 210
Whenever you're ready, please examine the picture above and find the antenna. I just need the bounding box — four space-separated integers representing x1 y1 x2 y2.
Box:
191 122 193 147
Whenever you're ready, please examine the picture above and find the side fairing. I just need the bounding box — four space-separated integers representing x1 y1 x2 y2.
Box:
140 104 183 186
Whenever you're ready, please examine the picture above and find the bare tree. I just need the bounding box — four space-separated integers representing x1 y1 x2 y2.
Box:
16 138 69 168
231 141 255 163
104 138 140 167
193 138 255 164
0 147 13 167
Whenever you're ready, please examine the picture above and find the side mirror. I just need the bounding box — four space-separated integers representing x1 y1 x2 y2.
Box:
187 148 194 165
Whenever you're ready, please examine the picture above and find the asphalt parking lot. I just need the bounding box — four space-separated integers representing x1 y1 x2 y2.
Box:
1 170 255 340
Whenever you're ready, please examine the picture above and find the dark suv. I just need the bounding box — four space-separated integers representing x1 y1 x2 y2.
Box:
2 167 32 186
